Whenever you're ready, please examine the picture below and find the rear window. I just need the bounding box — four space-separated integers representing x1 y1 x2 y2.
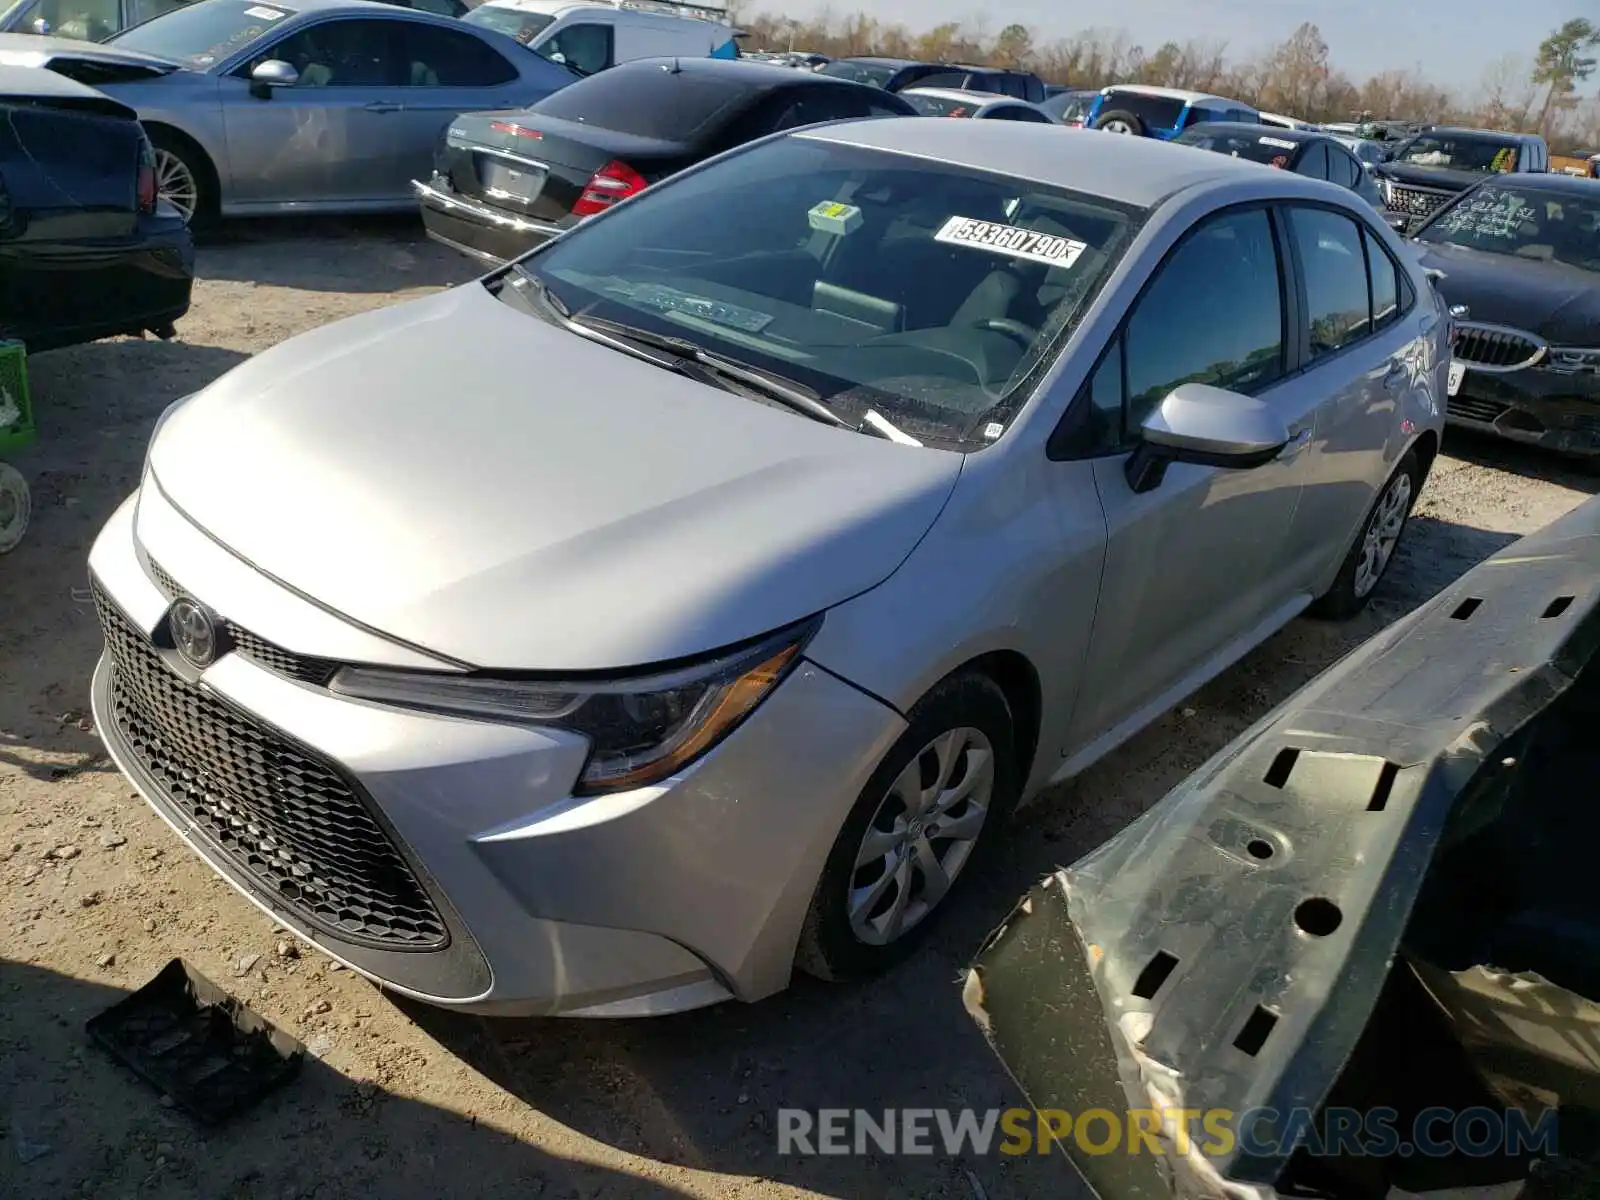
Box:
462 5 553 44
1176 129 1301 167
1099 89 1185 129
903 92 977 118
530 65 751 140
816 59 894 88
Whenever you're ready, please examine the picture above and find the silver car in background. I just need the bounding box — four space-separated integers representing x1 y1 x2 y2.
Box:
88 121 1446 1018
0 0 574 222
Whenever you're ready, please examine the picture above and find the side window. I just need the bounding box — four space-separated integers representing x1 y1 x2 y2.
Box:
1288 206 1371 357
33 0 119 38
1364 228 1400 330
1085 337 1126 450
914 71 968 90
994 74 1027 99
989 105 1049 122
538 21 612 75
407 0 465 15
1123 208 1286 431
397 23 517 86
1293 143 1329 180
253 19 402 86
129 0 190 26
1327 147 1360 190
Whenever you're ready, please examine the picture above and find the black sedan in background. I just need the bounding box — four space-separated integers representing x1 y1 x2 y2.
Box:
0 64 193 352
1172 122 1388 216
415 57 916 264
1413 174 1600 458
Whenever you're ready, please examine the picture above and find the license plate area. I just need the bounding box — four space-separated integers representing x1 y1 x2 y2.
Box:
1448 360 1466 396
477 156 546 206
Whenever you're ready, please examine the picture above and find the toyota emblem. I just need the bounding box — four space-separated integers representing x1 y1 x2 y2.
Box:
168 597 218 668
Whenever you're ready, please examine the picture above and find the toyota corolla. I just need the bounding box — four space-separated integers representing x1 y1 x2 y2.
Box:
88 119 1446 1017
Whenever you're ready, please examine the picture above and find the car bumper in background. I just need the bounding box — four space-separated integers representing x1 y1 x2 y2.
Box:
1447 364 1600 457
87 484 907 1016
967 495 1600 1197
1 211 194 353
413 176 570 265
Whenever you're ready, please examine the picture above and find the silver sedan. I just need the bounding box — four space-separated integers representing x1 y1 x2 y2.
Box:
0 0 574 223
88 121 1446 1017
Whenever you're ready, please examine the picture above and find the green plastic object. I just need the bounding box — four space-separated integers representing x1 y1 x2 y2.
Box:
0 339 32 455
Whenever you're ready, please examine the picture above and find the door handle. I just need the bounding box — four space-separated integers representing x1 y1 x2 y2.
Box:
1278 428 1312 460
363 101 403 113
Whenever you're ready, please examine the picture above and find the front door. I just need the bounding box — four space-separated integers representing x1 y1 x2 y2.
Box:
1066 206 1313 749
220 16 409 208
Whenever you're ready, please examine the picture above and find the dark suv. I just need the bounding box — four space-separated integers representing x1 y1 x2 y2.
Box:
1373 127 1550 232
817 57 1045 103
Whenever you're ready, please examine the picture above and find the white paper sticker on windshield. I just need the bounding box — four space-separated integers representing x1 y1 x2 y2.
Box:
934 217 1087 270
1259 136 1298 150
243 5 286 18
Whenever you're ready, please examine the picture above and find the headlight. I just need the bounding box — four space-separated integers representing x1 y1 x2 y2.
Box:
329 617 819 795
1539 347 1600 376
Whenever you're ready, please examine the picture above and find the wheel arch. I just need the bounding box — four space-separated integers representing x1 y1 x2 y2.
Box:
143 121 223 214
944 649 1043 792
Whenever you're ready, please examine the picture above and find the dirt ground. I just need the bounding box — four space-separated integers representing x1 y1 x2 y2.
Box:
1 216 1595 1200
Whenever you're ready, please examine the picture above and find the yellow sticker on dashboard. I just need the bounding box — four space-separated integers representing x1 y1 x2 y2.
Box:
808 200 863 236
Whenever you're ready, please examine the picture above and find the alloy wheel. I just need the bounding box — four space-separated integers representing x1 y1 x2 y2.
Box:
847 726 993 946
0 462 30 554
154 149 199 225
1102 120 1133 134
1353 471 1413 598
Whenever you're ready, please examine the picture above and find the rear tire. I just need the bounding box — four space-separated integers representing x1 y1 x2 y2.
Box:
797 671 1019 983
1308 450 1420 620
148 128 217 230
1094 109 1146 135
0 461 30 555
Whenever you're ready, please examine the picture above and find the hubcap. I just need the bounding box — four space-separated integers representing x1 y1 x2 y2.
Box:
154 149 198 224
847 726 994 946
1353 471 1413 598
1103 120 1132 134
0 462 29 554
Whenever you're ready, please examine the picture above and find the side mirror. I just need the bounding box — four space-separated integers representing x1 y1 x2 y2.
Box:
249 59 298 98
1124 383 1291 494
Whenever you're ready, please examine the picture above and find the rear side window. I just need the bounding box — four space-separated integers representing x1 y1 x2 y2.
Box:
1288 207 1371 356
532 66 750 139
767 87 871 130
1100 90 1185 129
1365 228 1400 329
1123 208 1285 430
398 23 517 86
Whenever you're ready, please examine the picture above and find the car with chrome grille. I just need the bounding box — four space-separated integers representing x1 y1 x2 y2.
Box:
88 120 1444 1018
1412 173 1600 457
1374 126 1549 235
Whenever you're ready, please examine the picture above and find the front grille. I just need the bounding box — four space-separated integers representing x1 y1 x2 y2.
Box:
1387 183 1452 220
1451 323 1547 371
95 583 449 950
143 558 339 687
1448 395 1509 424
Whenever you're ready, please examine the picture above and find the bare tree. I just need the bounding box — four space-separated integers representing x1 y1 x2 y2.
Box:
1478 54 1541 130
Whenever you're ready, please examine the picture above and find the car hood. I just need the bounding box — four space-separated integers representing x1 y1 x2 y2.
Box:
1414 240 1600 344
146 283 964 671
1374 161 1489 192
0 33 181 79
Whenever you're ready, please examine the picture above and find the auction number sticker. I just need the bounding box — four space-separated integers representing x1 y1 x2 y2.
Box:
1447 360 1466 396
934 216 1087 270
1258 136 1298 150
243 5 286 18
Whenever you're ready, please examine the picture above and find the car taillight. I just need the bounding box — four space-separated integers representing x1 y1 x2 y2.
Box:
572 159 647 217
137 137 157 214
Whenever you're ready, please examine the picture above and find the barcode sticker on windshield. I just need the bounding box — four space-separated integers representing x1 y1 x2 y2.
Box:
934 217 1087 270
244 5 286 18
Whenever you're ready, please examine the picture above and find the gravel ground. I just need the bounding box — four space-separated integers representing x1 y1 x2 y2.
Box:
1 218 1595 1200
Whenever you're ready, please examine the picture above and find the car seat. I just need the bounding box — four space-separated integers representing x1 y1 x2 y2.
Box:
409 61 439 86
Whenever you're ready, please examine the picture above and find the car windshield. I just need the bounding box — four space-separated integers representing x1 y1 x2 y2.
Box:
1176 129 1301 167
1394 133 1520 173
463 4 554 44
511 136 1143 449
109 0 294 65
904 93 978 118
817 59 895 88
1416 183 1600 271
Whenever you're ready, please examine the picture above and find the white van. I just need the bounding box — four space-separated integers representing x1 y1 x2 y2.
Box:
463 0 739 76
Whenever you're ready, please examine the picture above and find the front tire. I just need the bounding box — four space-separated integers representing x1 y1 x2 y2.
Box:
797 671 1019 983
1309 449 1420 620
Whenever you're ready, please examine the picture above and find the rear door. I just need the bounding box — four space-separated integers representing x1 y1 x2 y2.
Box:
389 20 523 192
1066 206 1311 748
221 16 410 207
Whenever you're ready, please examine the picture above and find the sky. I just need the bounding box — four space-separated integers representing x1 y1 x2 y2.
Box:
762 0 1587 93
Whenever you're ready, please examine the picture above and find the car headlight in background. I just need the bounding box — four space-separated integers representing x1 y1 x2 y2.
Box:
330 616 820 794
1539 347 1600 376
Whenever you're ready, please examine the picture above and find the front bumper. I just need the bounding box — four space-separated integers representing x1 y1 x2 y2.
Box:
1447 364 1600 456
413 176 570 266
88 486 906 1016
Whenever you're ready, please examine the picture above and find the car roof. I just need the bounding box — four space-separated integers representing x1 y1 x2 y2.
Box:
614 54 894 94
838 56 924 68
1421 125 1532 141
1182 121 1325 144
903 87 1018 104
1100 84 1237 105
798 116 1286 208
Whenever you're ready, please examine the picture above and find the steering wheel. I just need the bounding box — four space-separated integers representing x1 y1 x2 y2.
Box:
975 317 1039 347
